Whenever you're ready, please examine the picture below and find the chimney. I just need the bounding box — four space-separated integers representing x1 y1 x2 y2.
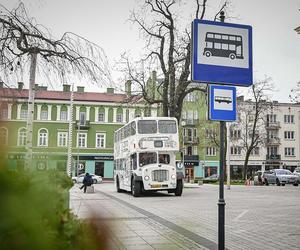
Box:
18 82 24 91
63 84 71 92
77 86 85 93
107 87 114 94
0 81 4 88
125 80 131 97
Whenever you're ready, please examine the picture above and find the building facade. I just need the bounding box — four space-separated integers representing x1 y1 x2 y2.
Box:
0 82 159 179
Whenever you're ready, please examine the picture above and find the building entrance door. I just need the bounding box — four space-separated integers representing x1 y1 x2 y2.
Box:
95 162 104 177
185 167 194 182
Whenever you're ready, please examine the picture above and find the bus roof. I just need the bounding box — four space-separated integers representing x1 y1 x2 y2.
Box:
114 116 177 134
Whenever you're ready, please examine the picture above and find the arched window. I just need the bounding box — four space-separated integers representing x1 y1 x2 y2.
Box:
0 103 8 120
41 105 48 120
38 128 48 146
0 127 8 145
116 107 123 123
18 127 27 146
60 105 68 121
20 104 28 120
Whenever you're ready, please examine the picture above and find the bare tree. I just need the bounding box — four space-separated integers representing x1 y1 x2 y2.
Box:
121 0 229 122
289 81 300 103
0 3 111 169
230 78 274 179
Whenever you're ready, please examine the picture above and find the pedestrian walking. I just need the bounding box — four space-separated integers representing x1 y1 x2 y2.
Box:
80 173 93 193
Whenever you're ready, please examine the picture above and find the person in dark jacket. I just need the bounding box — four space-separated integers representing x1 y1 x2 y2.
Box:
80 173 93 193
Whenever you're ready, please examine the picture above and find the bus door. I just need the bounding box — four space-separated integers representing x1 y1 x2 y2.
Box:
124 157 131 188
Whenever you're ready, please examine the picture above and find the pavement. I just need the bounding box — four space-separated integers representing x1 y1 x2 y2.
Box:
69 182 300 250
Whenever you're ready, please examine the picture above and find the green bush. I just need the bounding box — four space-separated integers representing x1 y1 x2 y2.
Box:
0 169 107 250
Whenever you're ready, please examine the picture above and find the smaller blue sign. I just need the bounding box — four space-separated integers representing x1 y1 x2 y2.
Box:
208 85 236 121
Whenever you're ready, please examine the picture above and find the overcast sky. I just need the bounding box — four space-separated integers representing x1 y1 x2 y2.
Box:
1 0 300 102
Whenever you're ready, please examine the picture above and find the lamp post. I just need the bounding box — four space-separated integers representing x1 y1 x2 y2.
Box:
181 121 186 172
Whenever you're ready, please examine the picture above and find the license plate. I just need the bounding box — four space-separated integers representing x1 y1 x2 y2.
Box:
151 184 161 188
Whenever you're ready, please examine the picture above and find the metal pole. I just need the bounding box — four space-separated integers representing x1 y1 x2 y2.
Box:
25 52 37 170
219 121 226 250
67 83 74 177
218 11 226 250
227 124 231 190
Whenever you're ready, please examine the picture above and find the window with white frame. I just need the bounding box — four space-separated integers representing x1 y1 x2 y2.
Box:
41 109 48 120
206 147 216 156
77 133 87 148
57 132 68 147
98 112 105 122
284 131 294 140
96 133 106 148
18 128 26 146
285 147 295 156
60 110 68 121
38 129 48 146
193 146 198 155
116 113 123 123
230 129 241 139
230 146 242 155
20 107 27 119
267 114 277 123
0 104 8 119
250 147 260 155
284 115 294 124
0 127 8 145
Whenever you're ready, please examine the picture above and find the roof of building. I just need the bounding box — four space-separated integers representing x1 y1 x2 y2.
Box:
0 87 142 104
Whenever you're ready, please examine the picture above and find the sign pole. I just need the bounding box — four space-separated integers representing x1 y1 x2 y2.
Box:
218 11 226 250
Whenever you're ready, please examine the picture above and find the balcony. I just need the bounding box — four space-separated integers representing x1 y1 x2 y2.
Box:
183 136 199 144
266 137 281 145
76 120 90 129
266 121 280 129
181 119 199 126
266 154 281 161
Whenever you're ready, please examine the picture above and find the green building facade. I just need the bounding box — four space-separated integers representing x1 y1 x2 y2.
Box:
0 82 159 179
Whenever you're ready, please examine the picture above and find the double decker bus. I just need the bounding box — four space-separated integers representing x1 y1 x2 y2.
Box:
114 117 184 197
203 32 244 60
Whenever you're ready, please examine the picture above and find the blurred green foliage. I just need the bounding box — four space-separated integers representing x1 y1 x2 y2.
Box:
0 169 107 250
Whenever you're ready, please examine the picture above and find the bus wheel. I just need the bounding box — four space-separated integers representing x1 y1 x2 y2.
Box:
132 180 141 197
205 51 211 57
229 53 236 60
174 180 183 196
116 176 122 193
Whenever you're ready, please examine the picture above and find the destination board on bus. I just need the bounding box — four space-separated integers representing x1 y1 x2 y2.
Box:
191 19 253 87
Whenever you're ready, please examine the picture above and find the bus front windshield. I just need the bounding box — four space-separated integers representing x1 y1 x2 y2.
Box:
139 152 157 167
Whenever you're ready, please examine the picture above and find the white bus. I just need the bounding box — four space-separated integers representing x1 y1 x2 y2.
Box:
114 117 184 197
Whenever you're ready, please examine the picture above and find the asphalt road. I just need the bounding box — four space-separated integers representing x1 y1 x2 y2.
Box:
70 183 300 250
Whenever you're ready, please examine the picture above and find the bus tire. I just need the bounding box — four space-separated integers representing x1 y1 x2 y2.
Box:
229 53 236 60
205 51 211 57
132 180 141 197
116 176 122 193
174 180 183 196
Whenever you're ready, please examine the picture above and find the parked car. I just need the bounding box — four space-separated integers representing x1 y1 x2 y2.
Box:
204 174 219 181
273 169 298 186
293 167 300 177
72 174 103 184
253 170 276 185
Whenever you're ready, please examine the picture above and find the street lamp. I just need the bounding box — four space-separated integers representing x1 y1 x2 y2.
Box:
181 121 186 170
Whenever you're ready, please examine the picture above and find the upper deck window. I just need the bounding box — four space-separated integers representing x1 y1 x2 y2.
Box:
158 120 177 134
138 120 157 134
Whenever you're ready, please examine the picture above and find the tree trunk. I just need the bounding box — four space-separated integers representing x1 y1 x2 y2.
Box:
243 151 251 180
25 52 37 170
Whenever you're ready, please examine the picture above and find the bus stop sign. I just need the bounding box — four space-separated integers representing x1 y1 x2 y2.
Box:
191 19 253 86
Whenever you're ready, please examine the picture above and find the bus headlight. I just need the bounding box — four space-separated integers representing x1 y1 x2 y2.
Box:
144 175 150 181
171 174 176 180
